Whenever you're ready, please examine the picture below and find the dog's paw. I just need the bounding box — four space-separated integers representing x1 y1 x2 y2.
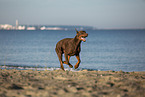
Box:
69 65 73 68
74 65 78 69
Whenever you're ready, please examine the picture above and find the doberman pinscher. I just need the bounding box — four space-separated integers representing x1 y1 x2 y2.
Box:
55 29 88 70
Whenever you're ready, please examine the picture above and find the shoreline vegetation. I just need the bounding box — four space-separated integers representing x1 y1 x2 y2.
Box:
0 69 145 97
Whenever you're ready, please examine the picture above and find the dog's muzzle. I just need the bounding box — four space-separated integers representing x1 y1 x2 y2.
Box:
81 33 88 42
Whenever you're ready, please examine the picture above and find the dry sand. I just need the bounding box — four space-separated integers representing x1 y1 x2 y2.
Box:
0 69 145 97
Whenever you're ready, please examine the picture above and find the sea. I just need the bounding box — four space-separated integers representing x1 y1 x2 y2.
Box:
0 29 145 72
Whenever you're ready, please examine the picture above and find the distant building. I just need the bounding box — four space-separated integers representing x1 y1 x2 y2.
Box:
18 26 25 30
40 26 63 30
27 27 36 30
40 26 46 30
16 20 18 30
0 24 13 30
46 27 63 30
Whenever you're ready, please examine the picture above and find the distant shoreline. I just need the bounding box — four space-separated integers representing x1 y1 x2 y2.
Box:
1 24 145 31
0 24 94 30
0 28 145 31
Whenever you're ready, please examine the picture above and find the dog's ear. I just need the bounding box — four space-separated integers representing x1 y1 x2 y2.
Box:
75 28 79 33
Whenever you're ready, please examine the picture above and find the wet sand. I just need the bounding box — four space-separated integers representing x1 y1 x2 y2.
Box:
0 69 145 97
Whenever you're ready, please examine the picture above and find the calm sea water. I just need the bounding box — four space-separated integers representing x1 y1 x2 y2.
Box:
0 30 145 71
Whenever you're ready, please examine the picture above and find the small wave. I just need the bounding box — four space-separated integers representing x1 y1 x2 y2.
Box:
0 65 96 71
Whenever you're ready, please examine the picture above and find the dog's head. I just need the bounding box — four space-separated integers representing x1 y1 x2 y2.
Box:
75 28 88 42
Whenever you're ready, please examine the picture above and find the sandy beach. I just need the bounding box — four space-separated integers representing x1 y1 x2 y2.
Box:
0 69 145 97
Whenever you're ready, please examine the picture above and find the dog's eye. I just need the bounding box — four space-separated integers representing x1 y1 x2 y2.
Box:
79 33 83 35
81 32 85 34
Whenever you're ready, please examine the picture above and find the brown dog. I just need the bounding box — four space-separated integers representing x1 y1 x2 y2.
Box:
55 29 88 70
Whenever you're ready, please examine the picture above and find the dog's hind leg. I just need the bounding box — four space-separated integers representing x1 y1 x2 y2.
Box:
67 55 73 68
56 52 64 71
64 54 73 68
75 55 81 69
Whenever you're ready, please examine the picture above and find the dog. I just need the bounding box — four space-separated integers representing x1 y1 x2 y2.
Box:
55 28 88 70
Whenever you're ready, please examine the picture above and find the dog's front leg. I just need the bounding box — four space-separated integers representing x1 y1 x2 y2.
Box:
63 55 70 64
64 53 73 68
75 55 81 69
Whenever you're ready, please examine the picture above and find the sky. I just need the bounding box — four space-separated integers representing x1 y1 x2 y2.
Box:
0 0 145 29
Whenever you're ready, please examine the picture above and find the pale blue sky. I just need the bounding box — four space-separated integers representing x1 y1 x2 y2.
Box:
0 0 145 28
